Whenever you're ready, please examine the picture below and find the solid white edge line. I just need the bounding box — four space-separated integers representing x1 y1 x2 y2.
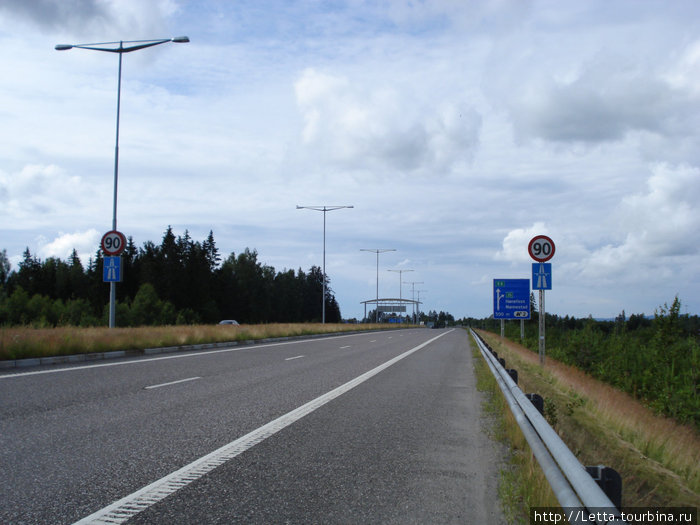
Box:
73 329 454 524
144 377 201 390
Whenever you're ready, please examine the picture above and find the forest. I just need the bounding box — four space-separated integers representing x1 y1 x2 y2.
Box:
470 297 700 429
0 227 341 326
0 227 459 328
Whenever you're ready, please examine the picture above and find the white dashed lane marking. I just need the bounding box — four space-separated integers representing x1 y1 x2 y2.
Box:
144 377 201 390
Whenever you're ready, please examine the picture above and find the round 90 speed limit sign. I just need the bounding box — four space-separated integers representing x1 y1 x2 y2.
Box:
528 235 555 262
101 230 127 256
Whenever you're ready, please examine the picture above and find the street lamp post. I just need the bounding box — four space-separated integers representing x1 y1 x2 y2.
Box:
417 290 427 325
297 205 353 323
56 37 189 328
404 280 423 324
360 248 395 323
387 269 413 301
387 268 413 323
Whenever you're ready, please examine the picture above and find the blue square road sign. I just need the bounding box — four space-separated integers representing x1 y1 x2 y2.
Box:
493 279 530 319
103 256 122 282
532 263 552 290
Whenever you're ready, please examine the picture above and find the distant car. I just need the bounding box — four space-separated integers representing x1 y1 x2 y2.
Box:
218 320 239 325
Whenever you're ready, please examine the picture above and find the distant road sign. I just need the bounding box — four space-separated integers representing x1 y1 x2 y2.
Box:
528 235 555 262
101 230 126 256
493 279 530 319
103 256 122 282
532 263 552 290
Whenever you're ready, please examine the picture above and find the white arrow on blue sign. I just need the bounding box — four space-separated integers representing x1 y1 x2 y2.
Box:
532 263 552 290
103 256 122 282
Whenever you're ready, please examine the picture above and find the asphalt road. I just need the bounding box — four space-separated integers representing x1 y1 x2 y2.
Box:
1 328 505 524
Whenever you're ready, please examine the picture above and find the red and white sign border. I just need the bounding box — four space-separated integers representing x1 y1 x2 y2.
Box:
528 235 555 262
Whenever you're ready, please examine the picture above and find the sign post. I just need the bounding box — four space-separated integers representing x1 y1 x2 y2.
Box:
529 235 555 365
101 230 127 327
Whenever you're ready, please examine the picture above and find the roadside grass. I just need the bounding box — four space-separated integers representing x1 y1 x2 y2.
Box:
476 330 700 510
471 332 558 524
0 323 392 361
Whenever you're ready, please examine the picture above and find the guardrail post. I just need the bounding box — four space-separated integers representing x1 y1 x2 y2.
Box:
526 393 544 415
498 357 506 368
507 369 518 384
586 465 622 509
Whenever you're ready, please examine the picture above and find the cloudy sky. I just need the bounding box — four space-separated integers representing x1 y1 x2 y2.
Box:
1 0 699 321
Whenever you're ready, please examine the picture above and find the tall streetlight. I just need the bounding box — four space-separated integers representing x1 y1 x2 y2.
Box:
388 268 413 324
56 37 190 328
404 280 423 324
417 290 427 325
360 248 395 323
297 205 353 323
387 269 413 301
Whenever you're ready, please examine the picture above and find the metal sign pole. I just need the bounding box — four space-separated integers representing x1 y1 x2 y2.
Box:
539 289 545 365
528 235 554 366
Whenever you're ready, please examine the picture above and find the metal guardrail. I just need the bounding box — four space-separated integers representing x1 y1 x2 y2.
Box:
470 328 627 525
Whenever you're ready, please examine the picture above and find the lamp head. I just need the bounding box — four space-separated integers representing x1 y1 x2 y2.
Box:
55 44 73 51
171 36 190 43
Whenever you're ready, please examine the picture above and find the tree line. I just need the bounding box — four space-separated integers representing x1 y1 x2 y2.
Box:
470 296 700 429
0 227 341 326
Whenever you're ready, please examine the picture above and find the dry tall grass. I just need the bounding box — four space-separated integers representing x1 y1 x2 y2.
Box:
477 330 700 508
0 323 389 361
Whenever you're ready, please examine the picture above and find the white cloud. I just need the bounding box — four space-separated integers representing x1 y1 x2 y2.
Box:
569 164 700 283
495 222 548 264
294 68 481 175
506 55 689 144
664 39 700 95
0 165 98 227
38 229 101 265
619 164 700 256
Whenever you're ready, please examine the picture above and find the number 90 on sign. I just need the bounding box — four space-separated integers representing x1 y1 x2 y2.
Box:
101 230 127 256
528 235 555 262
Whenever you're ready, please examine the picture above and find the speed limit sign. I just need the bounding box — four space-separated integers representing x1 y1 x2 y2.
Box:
528 235 555 262
101 230 127 256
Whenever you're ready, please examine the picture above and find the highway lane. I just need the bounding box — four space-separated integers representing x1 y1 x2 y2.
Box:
1 328 504 524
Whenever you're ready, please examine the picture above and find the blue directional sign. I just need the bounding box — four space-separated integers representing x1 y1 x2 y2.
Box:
532 263 552 290
493 279 530 319
103 256 122 282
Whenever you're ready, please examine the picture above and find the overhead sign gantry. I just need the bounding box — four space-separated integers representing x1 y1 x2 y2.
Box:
361 298 420 323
